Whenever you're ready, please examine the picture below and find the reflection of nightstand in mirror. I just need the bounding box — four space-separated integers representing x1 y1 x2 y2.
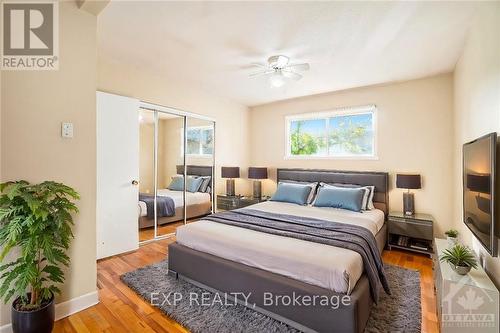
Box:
216 195 269 212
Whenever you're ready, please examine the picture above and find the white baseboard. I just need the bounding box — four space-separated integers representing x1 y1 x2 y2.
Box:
55 290 99 320
0 290 99 333
0 324 11 333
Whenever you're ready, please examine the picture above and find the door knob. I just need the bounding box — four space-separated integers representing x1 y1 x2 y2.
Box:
132 180 139 186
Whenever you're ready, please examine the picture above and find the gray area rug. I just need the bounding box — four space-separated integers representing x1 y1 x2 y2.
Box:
121 261 421 333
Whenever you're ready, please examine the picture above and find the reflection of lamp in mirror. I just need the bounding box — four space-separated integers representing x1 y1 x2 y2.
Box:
396 174 421 216
221 167 239 196
467 173 490 195
467 173 491 213
248 167 268 198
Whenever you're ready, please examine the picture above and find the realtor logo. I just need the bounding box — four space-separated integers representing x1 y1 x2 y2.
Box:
442 283 498 332
1 1 59 70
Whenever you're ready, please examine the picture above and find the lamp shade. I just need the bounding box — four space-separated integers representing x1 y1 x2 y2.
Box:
221 167 240 179
467 173 490 194
396 174 421 189
248 167 268 180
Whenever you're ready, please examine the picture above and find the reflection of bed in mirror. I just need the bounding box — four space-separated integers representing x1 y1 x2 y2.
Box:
138 165 213 228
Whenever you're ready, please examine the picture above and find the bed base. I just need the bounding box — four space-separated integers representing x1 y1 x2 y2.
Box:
139 202 212 228
168 224 387 333
168 242 374 333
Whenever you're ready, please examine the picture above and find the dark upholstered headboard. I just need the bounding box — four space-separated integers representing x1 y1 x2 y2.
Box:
176 165 213 177
277 168 389 217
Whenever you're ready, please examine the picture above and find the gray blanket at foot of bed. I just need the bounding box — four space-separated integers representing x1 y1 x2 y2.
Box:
139 194 175 219
203 208 390 303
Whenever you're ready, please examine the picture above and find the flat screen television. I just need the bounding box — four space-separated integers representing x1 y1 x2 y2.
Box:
463 132 498 256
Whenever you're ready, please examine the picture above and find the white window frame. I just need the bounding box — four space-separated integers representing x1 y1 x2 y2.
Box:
284 105 378 160
182 125 214 158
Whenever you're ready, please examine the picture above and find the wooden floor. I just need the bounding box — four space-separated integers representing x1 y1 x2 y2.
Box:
139 222 183 242
54 240 439 333
139 219 199 242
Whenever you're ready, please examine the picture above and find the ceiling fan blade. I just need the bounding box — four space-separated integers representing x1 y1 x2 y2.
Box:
282 70 302 81
250 62 268 69
249 69 275 77
286 63 310 71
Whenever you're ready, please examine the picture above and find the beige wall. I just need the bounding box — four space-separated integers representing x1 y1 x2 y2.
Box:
452 2 500 286
159 117 185 188
250 74 454 235
98 58 251 195
139 121 155 193
0 1 97 326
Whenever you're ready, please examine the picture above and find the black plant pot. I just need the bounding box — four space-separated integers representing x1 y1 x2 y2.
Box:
11 293 55 333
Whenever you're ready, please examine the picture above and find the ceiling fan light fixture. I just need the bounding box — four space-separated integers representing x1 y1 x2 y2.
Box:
249 55 309 88
269 72 286 88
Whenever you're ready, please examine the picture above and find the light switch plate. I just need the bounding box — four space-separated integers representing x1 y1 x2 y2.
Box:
61 122 73 138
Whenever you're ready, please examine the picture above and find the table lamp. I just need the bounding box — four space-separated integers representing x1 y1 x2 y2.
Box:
396 174 421 216
248 167 268 198
221 167 239 196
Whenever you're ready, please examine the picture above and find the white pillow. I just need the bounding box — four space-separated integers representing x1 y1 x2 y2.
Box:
366 185 375 210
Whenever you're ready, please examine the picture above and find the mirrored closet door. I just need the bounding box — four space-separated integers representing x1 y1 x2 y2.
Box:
97 91 216 257
138 109 156 242
185 116 215 217
156 112 185 237
137 104 215 244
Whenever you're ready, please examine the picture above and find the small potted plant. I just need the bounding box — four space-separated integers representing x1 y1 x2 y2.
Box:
440 243 478 275
0 181 79 333
445 229 459 246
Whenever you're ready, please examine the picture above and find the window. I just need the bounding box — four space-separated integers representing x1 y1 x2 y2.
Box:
185 126 213 156
285 105 377 159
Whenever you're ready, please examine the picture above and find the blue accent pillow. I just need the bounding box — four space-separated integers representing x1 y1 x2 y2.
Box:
186 177 204 193
167 176 204 193
270 183 313 205
167 176 184 191
313 186 365 212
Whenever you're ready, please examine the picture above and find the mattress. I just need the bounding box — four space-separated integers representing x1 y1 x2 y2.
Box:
176 201 385 294
138 189 211 217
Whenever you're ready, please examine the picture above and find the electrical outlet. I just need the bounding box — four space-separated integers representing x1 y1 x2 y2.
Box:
61 122 73 138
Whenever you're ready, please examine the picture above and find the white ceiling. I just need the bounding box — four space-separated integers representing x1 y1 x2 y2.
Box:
98 1 478 107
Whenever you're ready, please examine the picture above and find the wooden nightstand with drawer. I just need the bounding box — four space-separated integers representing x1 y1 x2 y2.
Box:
387 212 434 256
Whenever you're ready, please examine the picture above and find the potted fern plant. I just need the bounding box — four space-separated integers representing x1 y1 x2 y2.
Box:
0 181 79 333
440 243 478 275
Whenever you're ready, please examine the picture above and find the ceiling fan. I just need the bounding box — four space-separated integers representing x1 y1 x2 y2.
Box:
249 55 310 87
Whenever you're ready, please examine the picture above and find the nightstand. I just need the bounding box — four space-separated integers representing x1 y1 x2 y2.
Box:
216 195 269 211
387 212 434 257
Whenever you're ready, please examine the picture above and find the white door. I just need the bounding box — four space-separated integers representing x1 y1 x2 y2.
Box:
97 91 140 259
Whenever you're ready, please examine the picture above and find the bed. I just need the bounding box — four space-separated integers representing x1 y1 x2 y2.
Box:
168 169 389 333
138 165 213 229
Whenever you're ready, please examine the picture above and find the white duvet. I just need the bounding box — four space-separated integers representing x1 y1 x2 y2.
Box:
176 201 385 294
138 189 211 217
